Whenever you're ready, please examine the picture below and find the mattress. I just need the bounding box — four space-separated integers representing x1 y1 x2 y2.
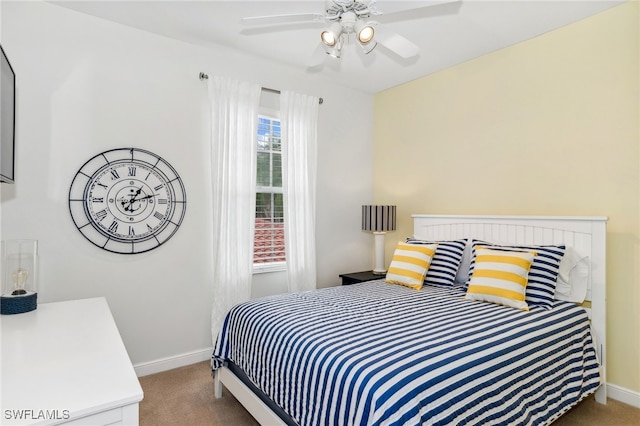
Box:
212 280 600 426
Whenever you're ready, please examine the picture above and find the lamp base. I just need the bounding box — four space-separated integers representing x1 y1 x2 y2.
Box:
1 292 37 315
373 232 388 276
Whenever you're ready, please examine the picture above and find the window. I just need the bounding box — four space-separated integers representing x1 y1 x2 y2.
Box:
254 114 285 269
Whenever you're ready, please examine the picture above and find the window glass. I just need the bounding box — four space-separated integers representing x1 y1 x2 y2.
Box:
254 115 285 267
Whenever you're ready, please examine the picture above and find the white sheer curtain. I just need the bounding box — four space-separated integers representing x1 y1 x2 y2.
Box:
208 76 261 343
281 91 319 292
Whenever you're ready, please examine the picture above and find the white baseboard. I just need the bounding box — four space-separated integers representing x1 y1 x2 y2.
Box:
134 347 213 377
607 383 640 408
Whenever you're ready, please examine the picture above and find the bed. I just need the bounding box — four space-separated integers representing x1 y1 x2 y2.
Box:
212 214 608 425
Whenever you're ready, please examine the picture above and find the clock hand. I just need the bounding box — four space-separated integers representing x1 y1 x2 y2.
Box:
137 194 158 201
120 189 156 213
121 186 146 212
129 186 144 202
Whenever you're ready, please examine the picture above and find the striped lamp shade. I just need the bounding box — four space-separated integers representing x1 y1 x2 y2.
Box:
362 205 396 232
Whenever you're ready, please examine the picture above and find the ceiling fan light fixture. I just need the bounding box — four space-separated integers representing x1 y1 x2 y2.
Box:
325 46 341 59
324 37 343 59
321 22 343 47
355 20 375 44
320 30 336 46
324 37 343 58
359 39 377 55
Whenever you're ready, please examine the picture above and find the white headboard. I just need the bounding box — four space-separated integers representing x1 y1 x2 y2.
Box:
412 214 608 403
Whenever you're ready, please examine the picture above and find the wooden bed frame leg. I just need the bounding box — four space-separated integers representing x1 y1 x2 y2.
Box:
214 369 223 399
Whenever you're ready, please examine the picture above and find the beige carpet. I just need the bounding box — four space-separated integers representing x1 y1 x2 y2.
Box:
139 361 640 426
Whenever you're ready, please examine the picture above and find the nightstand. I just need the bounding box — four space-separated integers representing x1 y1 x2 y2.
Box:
339 270 384 285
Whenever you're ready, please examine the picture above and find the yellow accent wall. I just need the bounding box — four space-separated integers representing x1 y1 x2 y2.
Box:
374 2 639 394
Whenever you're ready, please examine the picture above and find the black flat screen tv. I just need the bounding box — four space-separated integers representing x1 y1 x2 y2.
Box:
0 44 15 184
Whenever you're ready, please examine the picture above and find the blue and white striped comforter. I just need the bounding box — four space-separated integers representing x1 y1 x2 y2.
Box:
212 281 600 426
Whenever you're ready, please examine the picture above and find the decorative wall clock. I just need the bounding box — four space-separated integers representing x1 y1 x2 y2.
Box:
69 148 187 254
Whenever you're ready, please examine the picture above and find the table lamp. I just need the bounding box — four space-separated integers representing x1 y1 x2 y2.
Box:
1 240 39 314
362 205 396 275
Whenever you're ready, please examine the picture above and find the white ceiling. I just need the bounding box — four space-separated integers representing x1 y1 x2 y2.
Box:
51 0 625 93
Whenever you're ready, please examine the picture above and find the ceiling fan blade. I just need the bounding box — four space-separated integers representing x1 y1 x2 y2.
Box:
378 0 462 23
241 13 325 27
372 23 419 59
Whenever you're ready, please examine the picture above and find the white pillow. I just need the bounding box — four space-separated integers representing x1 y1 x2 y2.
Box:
555 246 589 303
454 239 472 285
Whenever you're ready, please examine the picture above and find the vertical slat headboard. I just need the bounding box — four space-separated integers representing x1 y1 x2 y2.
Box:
412 214 608 403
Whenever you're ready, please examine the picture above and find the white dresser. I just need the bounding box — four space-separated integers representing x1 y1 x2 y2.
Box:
1 297 143 425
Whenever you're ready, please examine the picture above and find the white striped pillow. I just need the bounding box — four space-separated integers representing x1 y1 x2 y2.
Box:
465 247 536 311
385 242 438 290
405 238 467 287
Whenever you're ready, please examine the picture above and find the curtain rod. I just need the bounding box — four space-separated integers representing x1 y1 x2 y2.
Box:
199 72 323 104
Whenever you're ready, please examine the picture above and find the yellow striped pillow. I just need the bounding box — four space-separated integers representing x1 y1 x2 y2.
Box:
465 247 537 311
385 242 438 290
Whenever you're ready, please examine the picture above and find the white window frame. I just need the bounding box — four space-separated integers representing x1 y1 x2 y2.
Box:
253 108 286 274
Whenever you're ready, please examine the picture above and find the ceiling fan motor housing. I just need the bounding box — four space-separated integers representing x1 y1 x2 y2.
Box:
323 0 376 50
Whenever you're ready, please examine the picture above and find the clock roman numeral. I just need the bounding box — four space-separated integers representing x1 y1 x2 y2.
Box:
157 199 168 204
128 226 135 236
110 170 120 180
95 209 108 221
97 182 108 189
128 167 136 177
154 211 165 221
154 184 164 191
108 221 119 233
92 198 104 203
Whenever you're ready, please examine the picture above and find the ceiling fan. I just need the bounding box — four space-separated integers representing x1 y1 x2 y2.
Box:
241 0 460 64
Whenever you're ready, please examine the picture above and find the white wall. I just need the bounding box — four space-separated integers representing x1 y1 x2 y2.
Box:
0 1 374 370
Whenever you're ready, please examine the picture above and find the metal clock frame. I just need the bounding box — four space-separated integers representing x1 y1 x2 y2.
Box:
69 148 187 254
